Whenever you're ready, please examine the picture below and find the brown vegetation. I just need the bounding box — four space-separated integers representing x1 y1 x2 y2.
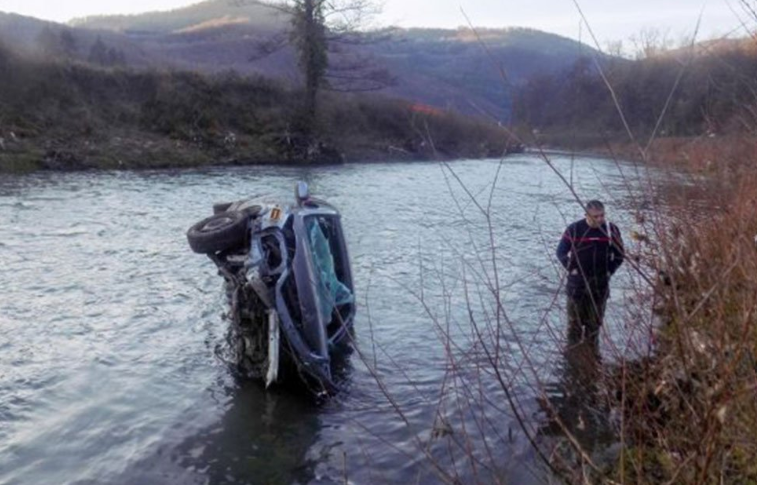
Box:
514 43 757 147
516 36 757 479
0 41 514 172
596 137 757 483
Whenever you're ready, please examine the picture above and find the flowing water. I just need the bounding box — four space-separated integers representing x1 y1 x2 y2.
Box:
0 155 647 485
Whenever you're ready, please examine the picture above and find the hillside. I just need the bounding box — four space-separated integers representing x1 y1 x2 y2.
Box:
0 12 156 66
58 1 602 119
0 1 609 171
373 27 601 118
69 0 286 34
513 43 757 148
0 41 517 172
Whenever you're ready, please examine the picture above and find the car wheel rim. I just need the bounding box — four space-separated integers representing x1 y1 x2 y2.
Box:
203 217 233 231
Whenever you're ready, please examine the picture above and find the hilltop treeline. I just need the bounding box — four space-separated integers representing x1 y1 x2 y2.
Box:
513 43 757 145
0 41 513 172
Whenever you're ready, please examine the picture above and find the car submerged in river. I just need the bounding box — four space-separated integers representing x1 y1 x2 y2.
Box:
186 182 355 394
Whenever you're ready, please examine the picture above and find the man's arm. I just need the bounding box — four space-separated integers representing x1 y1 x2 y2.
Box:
556 226 572 270
609 223 625 275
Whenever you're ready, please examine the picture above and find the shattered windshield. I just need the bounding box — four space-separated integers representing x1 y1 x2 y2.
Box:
306 216 353 325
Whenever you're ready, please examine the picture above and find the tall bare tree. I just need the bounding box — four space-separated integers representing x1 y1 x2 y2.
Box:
250 0 393 139
290 0 329 133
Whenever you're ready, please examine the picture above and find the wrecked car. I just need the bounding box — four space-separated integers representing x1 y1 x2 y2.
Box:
187 182 355 394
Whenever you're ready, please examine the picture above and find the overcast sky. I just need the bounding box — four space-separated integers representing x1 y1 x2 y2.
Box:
0 0 750 45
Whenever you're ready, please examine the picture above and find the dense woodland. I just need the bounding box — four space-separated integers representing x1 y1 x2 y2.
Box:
513 42 757 144
0 40 513 171
0 4 600 122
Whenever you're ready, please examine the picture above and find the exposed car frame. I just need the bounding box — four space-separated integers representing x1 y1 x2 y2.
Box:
187 183 355 394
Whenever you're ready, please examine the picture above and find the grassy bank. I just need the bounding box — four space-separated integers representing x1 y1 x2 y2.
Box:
536 132 757 483
513 125 757 482
510 47 757 477
0 43 515 173
608 135 757 483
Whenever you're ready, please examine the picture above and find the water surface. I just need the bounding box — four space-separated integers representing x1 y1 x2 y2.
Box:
0 155 645 484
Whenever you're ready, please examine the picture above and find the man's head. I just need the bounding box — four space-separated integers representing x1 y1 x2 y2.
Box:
585 200 606 228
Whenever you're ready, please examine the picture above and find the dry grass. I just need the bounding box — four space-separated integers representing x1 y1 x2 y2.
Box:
598 141 757 484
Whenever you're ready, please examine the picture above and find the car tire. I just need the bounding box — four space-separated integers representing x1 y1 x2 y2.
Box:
187 211 248 254
241 205 263 217
213 202 233 215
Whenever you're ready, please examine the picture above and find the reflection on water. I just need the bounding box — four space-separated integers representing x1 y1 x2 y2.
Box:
0 156 644 485
124 381 323 485
538 342 615 460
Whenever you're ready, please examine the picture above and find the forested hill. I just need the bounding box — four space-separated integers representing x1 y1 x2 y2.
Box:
69 0 286 34
0 39 520 172
1 0 603 119
513 42 757 146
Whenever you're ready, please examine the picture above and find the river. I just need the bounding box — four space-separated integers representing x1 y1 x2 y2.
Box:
0 155 647 484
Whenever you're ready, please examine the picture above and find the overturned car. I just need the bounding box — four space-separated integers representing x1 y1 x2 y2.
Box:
187 183 355 394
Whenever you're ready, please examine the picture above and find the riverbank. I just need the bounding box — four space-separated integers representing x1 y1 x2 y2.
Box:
0 45 516 173
0 125 515 174
528 131 755 172
547 133 757 484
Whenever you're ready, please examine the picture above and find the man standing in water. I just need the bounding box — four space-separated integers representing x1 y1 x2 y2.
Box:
556 200 624 351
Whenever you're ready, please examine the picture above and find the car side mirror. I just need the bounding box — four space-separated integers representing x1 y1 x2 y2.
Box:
296 181 309 206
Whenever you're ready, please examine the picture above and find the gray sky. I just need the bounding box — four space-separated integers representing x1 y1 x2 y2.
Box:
0 0 750 45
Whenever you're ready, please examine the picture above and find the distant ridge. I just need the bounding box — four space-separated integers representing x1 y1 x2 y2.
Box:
3 3 608 119
69 0 285 34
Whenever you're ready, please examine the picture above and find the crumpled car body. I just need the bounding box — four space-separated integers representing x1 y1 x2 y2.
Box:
187 183 355 394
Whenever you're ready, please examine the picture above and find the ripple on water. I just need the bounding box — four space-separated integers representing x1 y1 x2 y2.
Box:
0 157 643 485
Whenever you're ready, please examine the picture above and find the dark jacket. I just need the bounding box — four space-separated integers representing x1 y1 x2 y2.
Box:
556 219 624 297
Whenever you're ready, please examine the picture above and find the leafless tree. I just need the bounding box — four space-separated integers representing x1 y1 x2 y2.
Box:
241 0 394 138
